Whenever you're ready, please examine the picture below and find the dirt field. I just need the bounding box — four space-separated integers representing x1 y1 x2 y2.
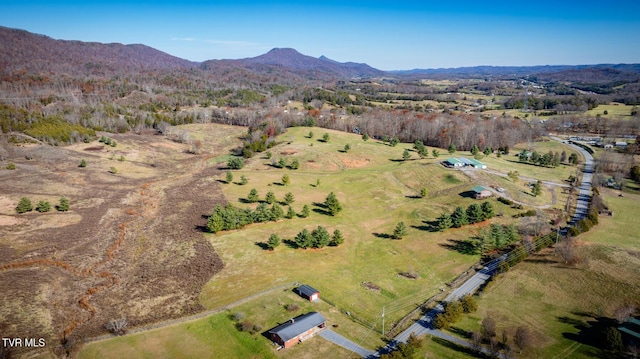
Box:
0 125 244 356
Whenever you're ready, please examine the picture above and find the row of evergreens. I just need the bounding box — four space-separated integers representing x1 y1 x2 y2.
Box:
16 196 69 213
206 202 308 233
435 202 495 231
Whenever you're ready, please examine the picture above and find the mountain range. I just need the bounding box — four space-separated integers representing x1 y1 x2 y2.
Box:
1 26 639 82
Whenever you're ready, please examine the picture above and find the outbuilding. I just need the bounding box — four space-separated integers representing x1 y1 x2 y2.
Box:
268 312 327 349
472 185 492 199
445 158 464 168
294 285 320 302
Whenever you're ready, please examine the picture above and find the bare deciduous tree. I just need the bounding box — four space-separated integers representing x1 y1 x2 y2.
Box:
614 303 637 324
105 318 128 335
514 325 533 353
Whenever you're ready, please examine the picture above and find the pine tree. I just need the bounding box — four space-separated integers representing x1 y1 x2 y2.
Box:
331 229 345 246
437 212 453 231
282 174 290 186
289 158 300 170
225 170 233 184
265 191 276 204
466 203 483 223
432 149 440 158
295 229 313 249
207 205 224 233
58 197 70 212
267 234 281 250
471 144 480 155
362 133 369 141
311 226 331 248
247 189 259 203
322 133 330 142
402 148 411 160
16 197 33 213
285 206 296 219
79 159 87 168
270 203 284 220
532 180 542 197
420 188 427 198
240 175 248 185
324 192 343 216
344 144 351 152
451 206 468 228
448 143 456 154
36 200 51 213
393 221 408 239
284 192 295 205
300 204 310 218
481 201 494 220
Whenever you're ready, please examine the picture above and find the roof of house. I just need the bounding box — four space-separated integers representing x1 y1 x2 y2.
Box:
295 285 319 297
268 312 326 342
458 157 474 165
468 158 485 166
446 157 463 165
472 185 490 193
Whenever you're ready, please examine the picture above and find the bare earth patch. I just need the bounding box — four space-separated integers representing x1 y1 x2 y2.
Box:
0 126 245 356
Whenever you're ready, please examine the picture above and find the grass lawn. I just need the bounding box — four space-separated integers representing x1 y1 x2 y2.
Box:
584 103 636 118
448 188 640 358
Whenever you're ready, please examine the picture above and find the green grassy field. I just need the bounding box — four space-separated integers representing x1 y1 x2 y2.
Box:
448 189 640 358
585 103 636 118
77 126 570 359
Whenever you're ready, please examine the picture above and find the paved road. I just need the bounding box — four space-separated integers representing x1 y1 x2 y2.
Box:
319 329 376 358
550 138 595 225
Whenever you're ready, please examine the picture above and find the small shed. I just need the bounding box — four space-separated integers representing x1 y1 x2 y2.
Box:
445 158 464 168
268 312 326 349
294 285 320 302
472 185 492 199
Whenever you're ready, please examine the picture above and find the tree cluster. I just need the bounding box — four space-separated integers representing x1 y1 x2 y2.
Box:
432 295 478 330
294 227 344 249
379 333 424 359
16 196 68 213
518 150 562 168
436 202 495 232
207 202 294 233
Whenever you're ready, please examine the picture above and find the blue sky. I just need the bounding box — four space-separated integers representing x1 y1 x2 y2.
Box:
1 0 639 70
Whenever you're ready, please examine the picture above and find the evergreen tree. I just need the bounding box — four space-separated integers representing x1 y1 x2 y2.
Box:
225 170 233 184
448 143 456 154
451 206 468 228
471 144 480 155
58 197 70 212
490 224 506 248
324 192 343 216
506 224 520 244
389 136 399 147
437 212 453 231
568 153 578 165
300 204 310 218
420 188 427 198
207 205 224 233
277 157 287 168
483 147 492 156
289 158 300 170
393 221 408 239
16 197 33 213
331 229 345 246
432 149 440 158
247 188 259 203
227 157 244 169
344 144 351 152
267 234 281 250
282 174 290 186
79 159 87 168
308 131 314 139
270 203 284 220
322 133 330 142
284 192 294 205
295 229 313 249
253 203 271 222
240 175 248 185
311 226 331 248
402 148 411 160
466 203 484 223
265 191 276 204
285 206 296 219
362 133 369 141
36 200 51 213
481 201 494 220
